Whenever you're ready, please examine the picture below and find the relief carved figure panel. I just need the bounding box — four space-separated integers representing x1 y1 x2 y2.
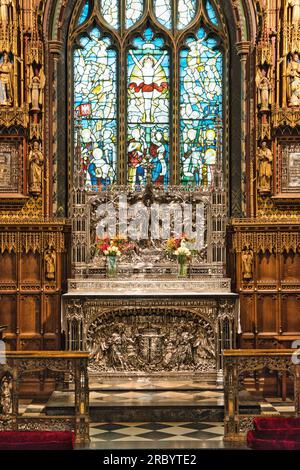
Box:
86 310 216 374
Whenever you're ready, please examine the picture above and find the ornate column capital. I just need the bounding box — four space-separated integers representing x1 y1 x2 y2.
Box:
236 41 251 59
48 40 63 56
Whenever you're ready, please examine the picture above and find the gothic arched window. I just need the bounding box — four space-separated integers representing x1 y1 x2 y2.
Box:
70 0 227 190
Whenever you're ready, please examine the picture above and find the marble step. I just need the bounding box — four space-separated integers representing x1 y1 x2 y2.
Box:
44 389 260 423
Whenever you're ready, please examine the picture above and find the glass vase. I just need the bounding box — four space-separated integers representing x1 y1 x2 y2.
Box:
106 255 117 277
177 257 188 278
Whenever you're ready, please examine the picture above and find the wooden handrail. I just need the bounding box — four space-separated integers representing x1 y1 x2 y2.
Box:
3 351 89 358
224 349 297 357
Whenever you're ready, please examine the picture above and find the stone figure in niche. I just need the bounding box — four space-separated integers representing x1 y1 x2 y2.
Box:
288 0 300 23
28 65 45 112
0 51 13 106
242 245 254 280
44 244 56 280
0 376 12 415
257 141 273 192
28 141 44 195
0 0 12 27
287 52 300 107
256 67 272 112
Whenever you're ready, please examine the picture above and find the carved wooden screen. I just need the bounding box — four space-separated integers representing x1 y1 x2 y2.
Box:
68 0 228 189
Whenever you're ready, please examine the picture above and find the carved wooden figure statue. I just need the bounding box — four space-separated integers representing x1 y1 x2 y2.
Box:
287 53 300 107
28 66 45 112
242 246 254 280
0 51 13 106
257 141 273 192
28 141 44 195
0 376 12 415
256 67 272 112
44 244 56 280
0 0 12 27
288 0 300 23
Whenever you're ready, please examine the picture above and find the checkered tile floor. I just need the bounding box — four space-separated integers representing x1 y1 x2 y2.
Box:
260 397 295 415
89 421 224 443
16 391 296 448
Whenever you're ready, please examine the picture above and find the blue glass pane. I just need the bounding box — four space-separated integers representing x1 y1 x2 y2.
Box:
180 28 223 188
74 28 117 190
126 0 144 28
127 28 170 187
100 0 119 28
178 0 196 29
206 0 219 26
77 1 90 25
154 0 172 29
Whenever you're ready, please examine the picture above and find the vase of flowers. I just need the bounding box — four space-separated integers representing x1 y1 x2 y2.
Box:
175 244 191 278
166 234 194 278
104 244 121 277
96 236 135 278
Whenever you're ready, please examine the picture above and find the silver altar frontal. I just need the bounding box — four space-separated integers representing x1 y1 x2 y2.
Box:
62 283 238 383
62 148 238 384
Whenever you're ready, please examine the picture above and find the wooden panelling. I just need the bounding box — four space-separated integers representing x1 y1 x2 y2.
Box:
0 252 17 282
20 252 40 282
228 222 300 349
281 254 300 281
257 295 277 334
0 295 16 333
257 254 277 281
281 295 300 334
19 295 41 334
43 295 60 335
0 223 70 351
240 294 255 334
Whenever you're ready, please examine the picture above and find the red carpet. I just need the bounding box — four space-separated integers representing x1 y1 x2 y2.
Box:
247 417 300 450
0 431 74 450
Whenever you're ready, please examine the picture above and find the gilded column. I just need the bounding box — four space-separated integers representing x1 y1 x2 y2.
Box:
236 42 250 217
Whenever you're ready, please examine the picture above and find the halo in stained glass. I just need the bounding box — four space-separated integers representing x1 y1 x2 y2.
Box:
73 28 117 190
100 0 119 28
77 1 90 25
205 0 219 26
127 28 170 187
178 0 196 29
126 0 144 28
179 28 223 188
154 0 172 29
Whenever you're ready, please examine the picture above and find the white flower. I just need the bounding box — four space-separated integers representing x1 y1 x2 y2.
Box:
174 246 191 257
105 245 122 257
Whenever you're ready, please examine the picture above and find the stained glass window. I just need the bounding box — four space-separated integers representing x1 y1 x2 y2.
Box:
73 28 117 190
205 0 219 26
72 1 225 191
77 1 90 25
180 28 223 188
178 0 196 29
126 0 144 28
154 0 172 29
100 0 119 28
127 28 170 187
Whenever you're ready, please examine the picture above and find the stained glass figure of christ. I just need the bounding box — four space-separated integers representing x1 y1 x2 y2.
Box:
127 28 170 188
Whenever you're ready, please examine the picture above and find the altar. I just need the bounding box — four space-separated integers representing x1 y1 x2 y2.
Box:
62 280 238 384
62 154 237 385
